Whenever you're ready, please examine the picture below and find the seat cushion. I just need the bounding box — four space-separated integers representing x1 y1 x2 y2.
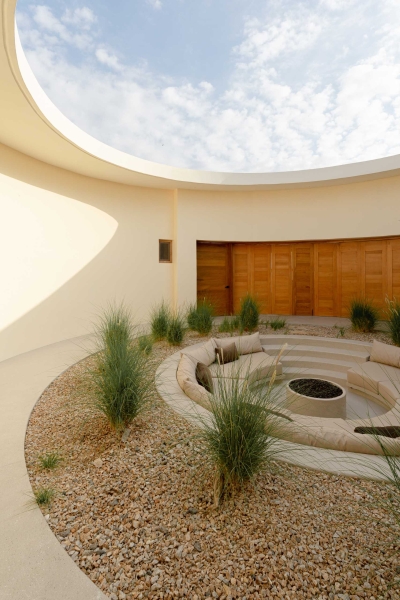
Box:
370 340 400 368
378 380 400 408
215 342 239 365
181 338 217 367
196 362 213 393
209 351 281 382
347 361 400 394
177 354 211 410
213 332 263 356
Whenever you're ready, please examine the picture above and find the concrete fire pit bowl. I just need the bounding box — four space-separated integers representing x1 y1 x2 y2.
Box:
286 377 346 419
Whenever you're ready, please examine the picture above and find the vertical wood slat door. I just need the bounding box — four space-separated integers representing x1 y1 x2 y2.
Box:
232 244 271 314
252 244 272 314
271 245 293 315
314 243 338 316
232 244 251 314
360 241 387 313
197 243 231 316
293 243 314 315
388 238 400 300
338 241 360 317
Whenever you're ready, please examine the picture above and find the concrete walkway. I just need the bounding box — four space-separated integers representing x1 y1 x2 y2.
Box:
0 336 106 600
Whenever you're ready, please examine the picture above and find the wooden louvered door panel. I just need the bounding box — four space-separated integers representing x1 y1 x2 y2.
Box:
253 244 272 314
271 244 293 315
197 243 231 316
232 244 271 314
388 239 400 300
293 243 314 315
232 244 251 314
314 243 338 316
338 241 360 317
361 241 387 313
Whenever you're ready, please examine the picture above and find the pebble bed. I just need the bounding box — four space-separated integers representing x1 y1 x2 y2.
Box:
25 324 400 600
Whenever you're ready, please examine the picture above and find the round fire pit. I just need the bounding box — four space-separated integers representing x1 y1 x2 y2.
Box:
286 378 346 419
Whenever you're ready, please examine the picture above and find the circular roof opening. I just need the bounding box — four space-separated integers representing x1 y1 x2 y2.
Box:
16 0 400 173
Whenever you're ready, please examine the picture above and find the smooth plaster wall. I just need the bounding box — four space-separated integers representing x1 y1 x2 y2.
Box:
0 143 174 362
2 140 400 361
174 181 400 305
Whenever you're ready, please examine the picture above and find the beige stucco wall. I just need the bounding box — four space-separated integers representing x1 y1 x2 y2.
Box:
174 181 400 305
1 140 400 361
0 143 174 361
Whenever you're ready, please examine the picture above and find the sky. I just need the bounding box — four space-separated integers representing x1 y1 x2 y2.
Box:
16 0 400 172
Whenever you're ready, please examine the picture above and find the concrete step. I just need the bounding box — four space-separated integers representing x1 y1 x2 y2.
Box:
280 356 354 374
263 344 369 364
281 366 347 386
260 334 371 353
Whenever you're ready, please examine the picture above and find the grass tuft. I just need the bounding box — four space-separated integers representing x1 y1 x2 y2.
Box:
239 294 260 331
218 315 241 335
196 363 287 505
187 299 214 335
166 311 186 345
38 451 63 470
270 318 287 331
386 297 400 346
138 334 153 355
34 487 56 507
349 297 380 332
150 301 171 341
84 303 154 431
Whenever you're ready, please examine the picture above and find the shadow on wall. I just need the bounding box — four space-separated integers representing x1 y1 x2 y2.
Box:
0 143 174 362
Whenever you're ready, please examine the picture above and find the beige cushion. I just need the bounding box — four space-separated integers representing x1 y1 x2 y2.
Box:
176 354 211 410
353 410 400 428
209 351 282 382
347 361 400 394
283 415 400 455
182 338 217 367
214 332 263 356
370 340 400 368
378 381 400 408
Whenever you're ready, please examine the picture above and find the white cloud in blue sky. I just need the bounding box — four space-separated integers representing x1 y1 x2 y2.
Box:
16 0 400 172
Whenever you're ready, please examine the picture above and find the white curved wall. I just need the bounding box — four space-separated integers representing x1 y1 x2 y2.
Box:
1 139 400 361
0 143 174 361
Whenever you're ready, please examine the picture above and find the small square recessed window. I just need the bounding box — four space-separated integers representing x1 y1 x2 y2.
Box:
159 240 172 263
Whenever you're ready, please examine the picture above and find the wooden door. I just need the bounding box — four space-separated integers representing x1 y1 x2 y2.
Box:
253 244 272 314
314 243 338 316
388 238 400 300
232 244 251 314
271 244 293 315
232 244 271 314
338 241 360 317
293 243 313 315
360 240 387 313
197 243 231 315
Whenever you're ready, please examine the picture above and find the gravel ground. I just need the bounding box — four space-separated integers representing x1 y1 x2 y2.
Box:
25 324 400 600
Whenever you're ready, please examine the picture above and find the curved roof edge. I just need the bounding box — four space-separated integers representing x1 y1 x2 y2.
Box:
2 0 400 190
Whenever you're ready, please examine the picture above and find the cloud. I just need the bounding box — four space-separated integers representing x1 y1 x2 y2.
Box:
30 5 95 50
16 1 400 172
234 12 324 67
62 7 96 29
95 48 124 71
319 0 356 10
146 0 162 10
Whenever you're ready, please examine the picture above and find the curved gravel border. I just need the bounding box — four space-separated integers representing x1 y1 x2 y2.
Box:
1 320 398 600
23 330 400 600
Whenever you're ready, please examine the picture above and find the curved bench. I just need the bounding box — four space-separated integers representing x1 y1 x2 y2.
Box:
174 335 400 456
176 333 283 410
